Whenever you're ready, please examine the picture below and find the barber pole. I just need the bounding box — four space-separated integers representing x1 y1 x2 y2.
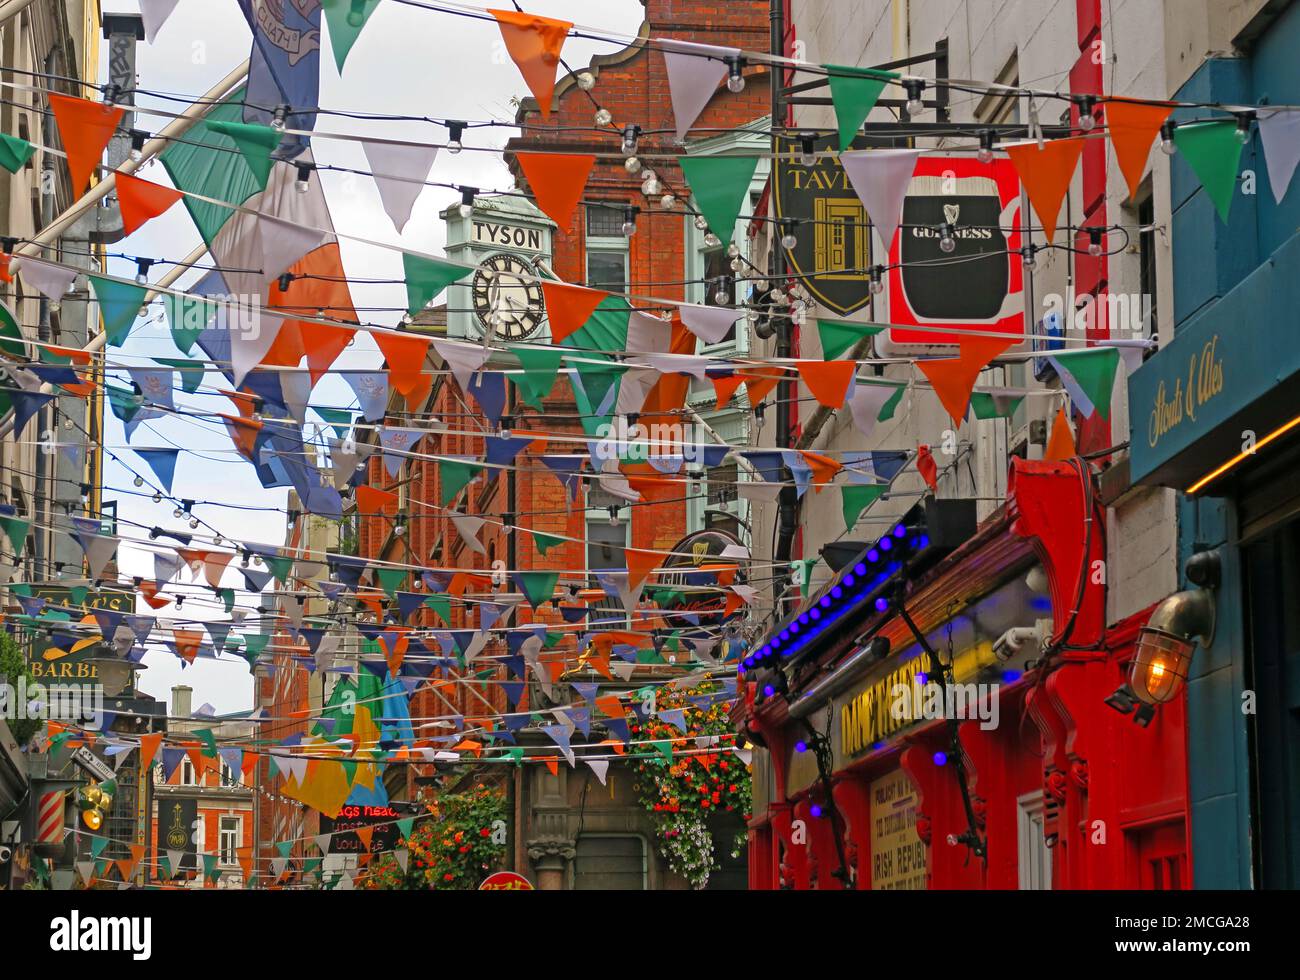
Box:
35 788 66 858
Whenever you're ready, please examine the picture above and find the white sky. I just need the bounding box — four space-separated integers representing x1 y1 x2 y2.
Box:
98 1 644 714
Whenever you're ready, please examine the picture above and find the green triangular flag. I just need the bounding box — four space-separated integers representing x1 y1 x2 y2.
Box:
275 840 293 858
505 747 524 767
531 530 565 556
1055 347 1120 421
515 570 559 610
88 275 147 347
677 154 761 247
193 728 218 759
509 346 564 409
878 382 905 421
243 632 271 657
156 358 204 394
440 459 484 507
424 593 451 625
377 567 405 598
220 588 236 614
571 358 627 438
68 585 89 606
817 319 882 360
826 65 897 150
264 555 294 584
969 391 1025 420
403 252 467 316
206 120 281 189
1173 120 1245 223
202 853 219 880
397 817 414 840
0 516 30 553
842 483 887 533
322 0 382 73
0 132 36 173
792 557 819 598
314 407 356 441
163 292 217 355
651 739 673 763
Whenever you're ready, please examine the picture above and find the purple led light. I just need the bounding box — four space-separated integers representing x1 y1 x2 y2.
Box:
790 622 800 634
779 630 790 642
763 684 775 697
809 608 821 620
874 597 888 612
854 562 867 575
843 574 855 587
831 586 843 599
819 596 832 609
867 550 879 563
879 537 892 551
894 524 907 538
798 613 810 626
795 741 808 753
810 804 823 818
933 751 948 766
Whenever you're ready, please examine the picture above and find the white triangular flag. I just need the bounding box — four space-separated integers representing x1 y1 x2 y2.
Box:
659 39 738 141
258 213 330 285
627 310 672 354
228 310 281 388
1257 108 1300 205
432 339 491 392
450 513 487 556
166 850 184 878
840 148 923 250
80 534 118 581
610 661 636 681
139 0 180 44
584 758 610 786
630 352 711 380
677 302 740 345
16 256 78 301
281 369 311 425
847 382 898 439
614 366 660 417
394 848 410 873
363 139 439 233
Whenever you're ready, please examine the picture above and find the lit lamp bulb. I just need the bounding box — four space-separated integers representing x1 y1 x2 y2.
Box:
938 222 957 254
446 120 465 154
798 133 817 167
1129 587 1215 705
779 220 798 250
904 79 925 117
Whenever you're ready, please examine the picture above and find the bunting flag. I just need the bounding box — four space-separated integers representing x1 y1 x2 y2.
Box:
796 360 856 409
363 139 438 233
1003 136 1087 244
516 152 594 228
916 444 939 492
677 155 760 247
659 39 738 141
827 65 898 150
439 459 484 507
344 371 389 421
321 0 382 72
1258 108 1300 204
541 281 607 343
403 253 466 316
1173 119 1246 223
1051 347 1120 420
510 346 564 408
531 529 565 556
47 93 124 195
841 483 888 532
163 294 218 356
677 303 739 345
236 0 321 158
9 391 54 438
1105 99 1174 201
136 448 180 494
1045 406 1077 460
916 338 1014 425
818 319 882 360
206 120 282 189
373 330 430 396
840 148 922 249
513 570 559 610
115 173 185 237
17 256 78 302
969 390 1025 419
489 8 572 117
89 276 147 348
0 132 36 173
139 0 180 44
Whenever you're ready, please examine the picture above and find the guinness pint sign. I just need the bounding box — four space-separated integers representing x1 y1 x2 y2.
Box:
774 133 875 315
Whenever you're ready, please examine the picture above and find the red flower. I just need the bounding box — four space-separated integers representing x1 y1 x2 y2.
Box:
444 873 454 881
480 828 490 837
728 784 737 793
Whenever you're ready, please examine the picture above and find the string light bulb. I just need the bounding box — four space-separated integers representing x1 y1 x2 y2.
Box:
938 222 957 254
621 124 641 157
270 104 290 132
1235 113 1253 145
904 78 925 117
694 214 709 232
1159 120 1178 155
1087 227 1104 257
576 71 595 91
779 218 798 250
1021 245 1037 271
621 205 639 237
659 192 676 209
295 163 312 194
714 278 731 305
458 186 476 219
133 475 144 488
977 129 996 164
869 265 886 295
152 492 162 503
1076 94 1097 131
134 258 154 284
594 107 612 127
624 156 642 174
798 133 817 167
128 130 147 163
703 232 720 248
726 57 746 93
446 120 465 154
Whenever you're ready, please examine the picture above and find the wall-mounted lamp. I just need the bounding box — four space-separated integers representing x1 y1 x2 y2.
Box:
1128 551 1219 705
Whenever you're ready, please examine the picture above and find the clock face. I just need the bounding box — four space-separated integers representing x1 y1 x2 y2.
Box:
471 252 546 341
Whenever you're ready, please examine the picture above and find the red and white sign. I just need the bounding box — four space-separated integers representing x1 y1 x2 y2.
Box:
886 155 1026 346
479 870 535 890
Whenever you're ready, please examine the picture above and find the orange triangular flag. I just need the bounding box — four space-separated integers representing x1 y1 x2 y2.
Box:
305 324 355 387
541 280 607 342
916 337 1014 425
374 330 430 396
740 368 784 409
489 8 572 118
595 694 625 719
543 756 560 776
47 93 124 195
800 451 843 493
0 250 12 282
355 484 399 516
711 374 746 411
173 628 203 664
138 732 163 769
586 648 612 679
625 547 660 591
1044 406 1077 460
138 581 171 609
219 414 263 461
1105 100 1175 201
1003 136 1086 245
115 172 184 236
517 152 594 228
355 825 374 852
796 360 856 408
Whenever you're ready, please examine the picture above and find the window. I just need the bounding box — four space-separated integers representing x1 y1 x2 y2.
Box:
219 816 241 868
1137 191 1158 346
1017 792 1052 889
181 757 197 786
586 204 629 293
572 834 647 889
220 758 240 787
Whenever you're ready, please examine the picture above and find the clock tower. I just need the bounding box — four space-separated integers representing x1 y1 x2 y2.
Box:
442 194 556 343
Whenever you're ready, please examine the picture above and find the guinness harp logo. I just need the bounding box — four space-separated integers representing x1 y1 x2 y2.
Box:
943 203 960 226
774 133 874 315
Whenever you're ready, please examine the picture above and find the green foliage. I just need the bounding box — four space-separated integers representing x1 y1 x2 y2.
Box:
632 679 751 889
0 628 40 746
363 784 507 890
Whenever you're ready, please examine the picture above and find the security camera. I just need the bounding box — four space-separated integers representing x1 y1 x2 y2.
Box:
0 845 12 864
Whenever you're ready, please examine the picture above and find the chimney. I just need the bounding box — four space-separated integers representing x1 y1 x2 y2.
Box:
171 685 192 720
